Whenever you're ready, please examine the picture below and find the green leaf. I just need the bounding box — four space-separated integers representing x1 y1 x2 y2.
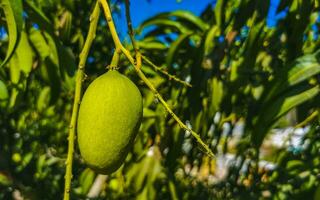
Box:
0 80 8 100
204 25 219 56
79 168 95 195
36 154 46 174
16 31 34 75
214 0 226 27
43 58 61 104
314 185 320 200
9 53 20 84
273 86 319 120
0 172 13 186
29 28 62 99
16 152 33 172
59 11 73 40
265 53 320 102
56 44 76 78
252 85 319 147
8 87 19 108
126 146 163 194
210 77 223 113
24 1 54 34
286 160 305 171
137 40 167 50
138 10 208 35
143 108 157 118
166 32 192 67
37 86 51 111
242 19 265 58
193 111 203 133
55 44 76 91
139 19 190 34
7 31 33 85
43 31 59 66
167 10 209 31
29 28 51 60
0 0 23 68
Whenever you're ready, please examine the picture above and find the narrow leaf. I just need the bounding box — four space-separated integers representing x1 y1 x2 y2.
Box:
0 80 8 100
24 1 54 34
0 0 23 68
9 54 20 84
139 19 190 34
168 10 209 31
29 28 51 60
16 31 33 75
252 85 319 147
264 53 320 103
166 32 192 67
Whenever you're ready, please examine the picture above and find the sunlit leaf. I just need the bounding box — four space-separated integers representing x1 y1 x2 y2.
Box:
167 10 209 31
37 86 50 111
139 19 190 34
79 168 95 195
265 52 320 103
9 54 20 84
0 80 8 100
209 77 223 113
16 31 33 75
0 0 23 68
0 172 12 186
29 28 51 60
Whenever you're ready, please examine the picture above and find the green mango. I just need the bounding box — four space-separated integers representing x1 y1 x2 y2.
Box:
77 70 143 174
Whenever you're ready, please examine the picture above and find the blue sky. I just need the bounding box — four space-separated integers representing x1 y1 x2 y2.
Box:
124 0 216 27
1 0 292 40
112 0 216 39
111 0 288 41
8 0 320 42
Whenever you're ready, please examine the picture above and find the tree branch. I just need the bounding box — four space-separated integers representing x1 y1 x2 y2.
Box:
142 55 192 88
124 0 139 56
99 0 214 158
63 2 100 200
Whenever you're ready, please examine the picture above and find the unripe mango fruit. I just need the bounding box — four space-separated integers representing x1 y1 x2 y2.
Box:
77 70 143 174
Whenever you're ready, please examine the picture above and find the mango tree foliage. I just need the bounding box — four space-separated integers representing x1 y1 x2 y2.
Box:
0 0 320 199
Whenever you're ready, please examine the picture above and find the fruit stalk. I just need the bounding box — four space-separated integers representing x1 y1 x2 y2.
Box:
109 48 121 69
99 0 215 158
63 2 100 200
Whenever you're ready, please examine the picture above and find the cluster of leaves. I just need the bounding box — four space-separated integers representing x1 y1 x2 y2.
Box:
0 0 320 199
129 0 320 199
0 0 114 199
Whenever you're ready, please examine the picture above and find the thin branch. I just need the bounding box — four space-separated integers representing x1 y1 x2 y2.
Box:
124 0 141 70
124 0 139 56
63 2 100 200
99 0 214 158
124 1 190 87
141 55 192 88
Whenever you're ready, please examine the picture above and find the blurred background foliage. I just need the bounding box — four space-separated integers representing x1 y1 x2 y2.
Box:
0 0 320 199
